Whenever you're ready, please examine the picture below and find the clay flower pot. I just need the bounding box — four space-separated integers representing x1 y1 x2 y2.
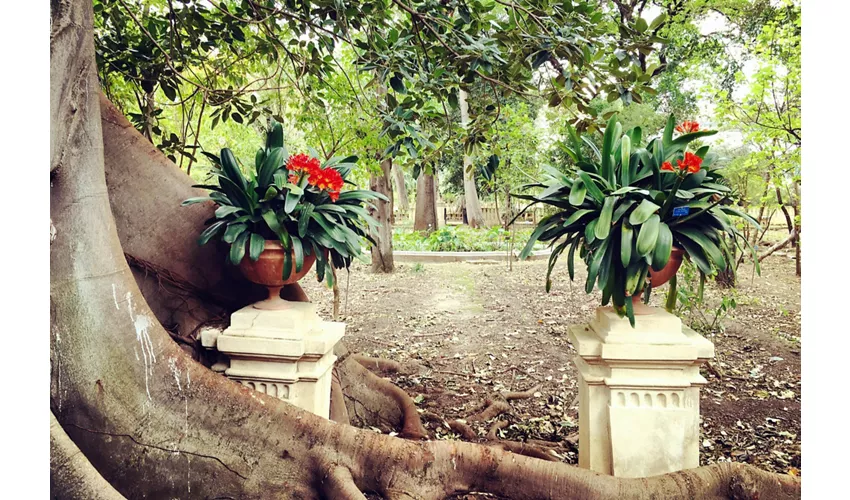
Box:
631 247 684 311
238 240 317 309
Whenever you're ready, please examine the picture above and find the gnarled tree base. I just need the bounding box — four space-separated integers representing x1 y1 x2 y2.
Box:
50 1 801 498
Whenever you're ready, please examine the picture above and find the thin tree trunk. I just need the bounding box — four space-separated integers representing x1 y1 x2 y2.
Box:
458 89 485 228
752 175 770 246
414 171 438 234
370 158 394 273
776 186 795 245
758 229 798 262
392 163 409 218
142 88 156 142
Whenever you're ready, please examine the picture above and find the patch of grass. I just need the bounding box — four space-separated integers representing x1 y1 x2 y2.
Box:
411 262 426 273
392 225 542 252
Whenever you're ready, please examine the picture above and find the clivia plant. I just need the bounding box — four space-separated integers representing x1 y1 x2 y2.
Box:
512 115 759 326
182 121 386 289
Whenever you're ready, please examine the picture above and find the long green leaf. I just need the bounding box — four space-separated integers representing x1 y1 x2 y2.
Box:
220 148 247 192
182 197 213 206
229 232 249 265
545 237 572 292
197 221 226 246
677 228 727 271
621 222 634 267
586 237 611 293
577 172 604 204
580 136 602 162
312 241 326 282
285 189 302 214
261 210 283 237
298 204 314 237
628 199 660 225
677 238 713 275
218 176 253 212
636 214 660 256
248 233 265 262
585 218 599 244
620 134 631 186
651 222 673 270
600 116 620 184
670 130 718 147
567 235 581 280
720 207 761 229
223 223 247 244
267 121 284 149
612 199 636 223
291 236 304 272
595 197 616 240
520 214 562 259
568 179 586 206
662 115 675 147
258 147 286 188
563 209 593 228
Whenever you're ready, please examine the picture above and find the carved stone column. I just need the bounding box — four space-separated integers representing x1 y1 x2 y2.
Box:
209 301 343 419
568 307 714 478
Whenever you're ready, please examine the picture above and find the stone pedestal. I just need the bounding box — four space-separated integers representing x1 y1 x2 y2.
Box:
568 307 714 478
206 301 343 419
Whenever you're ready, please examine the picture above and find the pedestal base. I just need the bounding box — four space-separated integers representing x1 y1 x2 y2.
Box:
568 306 714 478
209 300 344 419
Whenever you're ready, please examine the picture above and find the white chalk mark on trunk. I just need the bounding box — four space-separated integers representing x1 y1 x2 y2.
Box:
112 283 120 309
53 326 62 411
126 291 156 400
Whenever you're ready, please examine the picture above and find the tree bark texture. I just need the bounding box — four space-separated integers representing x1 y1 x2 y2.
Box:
370 158 394 273
50 1 801 498
392 163 409 217
458 89 485 228
414 172 438 234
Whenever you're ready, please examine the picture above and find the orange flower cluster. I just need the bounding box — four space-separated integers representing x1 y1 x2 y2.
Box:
287 153 321 176
286 153 344 201
675 121 699 133
661 152 703 174
309 167 344 201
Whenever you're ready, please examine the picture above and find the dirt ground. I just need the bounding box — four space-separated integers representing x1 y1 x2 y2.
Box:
301 246 802 477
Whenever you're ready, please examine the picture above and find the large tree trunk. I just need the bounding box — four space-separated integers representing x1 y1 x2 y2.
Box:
458 89 485 228
370 158 394 273
414 171 438 234
50 1 800 498
392 163 409 219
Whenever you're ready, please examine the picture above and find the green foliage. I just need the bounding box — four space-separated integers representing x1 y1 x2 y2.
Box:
182 121 387 287
393 226 537 253
665 260 738 334
514 114 760 326
94 0 676 175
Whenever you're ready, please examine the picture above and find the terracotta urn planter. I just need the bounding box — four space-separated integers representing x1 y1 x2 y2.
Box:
239 240 318 310
631 247 684 313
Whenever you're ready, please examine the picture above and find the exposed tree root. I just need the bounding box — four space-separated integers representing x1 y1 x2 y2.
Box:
330 368 351 425
351 354 420 375
491 441 561 463
338 357 428 439
50 412 126 500
467 399 513 423
449 420 479 441
317 459 367 500
486 420 509 441
502 384 541 401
